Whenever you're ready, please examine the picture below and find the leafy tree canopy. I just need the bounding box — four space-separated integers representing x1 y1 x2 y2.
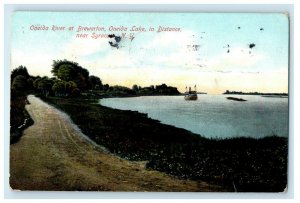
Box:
51 59 89 90
89 75 102 90
12 75 27 91
11 66 30 82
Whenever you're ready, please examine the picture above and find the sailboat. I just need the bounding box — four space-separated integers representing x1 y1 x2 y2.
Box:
184 85 198 101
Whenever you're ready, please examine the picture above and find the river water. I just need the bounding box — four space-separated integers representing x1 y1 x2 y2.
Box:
100 95 288 139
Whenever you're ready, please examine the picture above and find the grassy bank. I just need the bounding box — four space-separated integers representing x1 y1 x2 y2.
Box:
10 92 34 144
39 96 288 192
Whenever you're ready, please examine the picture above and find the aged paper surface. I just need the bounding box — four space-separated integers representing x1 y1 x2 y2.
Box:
10 12 288 192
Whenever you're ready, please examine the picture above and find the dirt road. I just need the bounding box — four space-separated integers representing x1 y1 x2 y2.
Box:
10 95 223 191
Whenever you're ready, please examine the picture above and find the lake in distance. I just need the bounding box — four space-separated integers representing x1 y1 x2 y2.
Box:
100 95 288 139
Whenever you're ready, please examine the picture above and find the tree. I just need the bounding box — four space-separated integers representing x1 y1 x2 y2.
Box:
149 85 155 91
132 84 139 92
57 64 75 81
27 78 34 90
34 77 54 96
156 83 168 91
12 75 27 91
103 84 110 91
11 66 30 82
51 60 79 76
52 80 66 96
65 81 77 95
51 59 89 90
108 85 136 95
33 77 42 90
89 75 102 90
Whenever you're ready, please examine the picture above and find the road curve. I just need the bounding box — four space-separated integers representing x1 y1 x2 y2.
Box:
10 95 223 191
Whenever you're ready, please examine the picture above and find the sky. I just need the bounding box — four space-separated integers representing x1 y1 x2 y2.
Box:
11 12 289 94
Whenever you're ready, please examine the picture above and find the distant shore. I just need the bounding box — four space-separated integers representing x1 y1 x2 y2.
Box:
223 90 288 96
261 95 288 98
38 95 288 192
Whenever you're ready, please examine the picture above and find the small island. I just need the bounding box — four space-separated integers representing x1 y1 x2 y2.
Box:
226 97 247 102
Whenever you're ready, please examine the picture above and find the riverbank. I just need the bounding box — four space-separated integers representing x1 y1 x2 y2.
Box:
39 95 288 192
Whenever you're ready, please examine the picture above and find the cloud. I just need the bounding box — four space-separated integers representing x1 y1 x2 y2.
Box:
96 49 134 69
126 30 200 68
63 30 269 75
59 35 137 73
62 36 110 58
205 47 265 72
57 31 287 95
61 30 200 72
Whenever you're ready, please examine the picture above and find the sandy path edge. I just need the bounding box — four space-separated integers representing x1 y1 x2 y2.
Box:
9 95 226 192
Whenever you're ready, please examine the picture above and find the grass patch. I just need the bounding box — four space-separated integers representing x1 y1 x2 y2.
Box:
40 96 288 192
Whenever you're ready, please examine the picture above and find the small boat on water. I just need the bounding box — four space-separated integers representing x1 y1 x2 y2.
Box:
184 86 198 101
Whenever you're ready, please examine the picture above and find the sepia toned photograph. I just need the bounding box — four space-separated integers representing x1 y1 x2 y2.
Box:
10 11 289 192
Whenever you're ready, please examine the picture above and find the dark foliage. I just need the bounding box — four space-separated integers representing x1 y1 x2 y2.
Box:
130 83 180 96
11 66 30 82
10 92 34 144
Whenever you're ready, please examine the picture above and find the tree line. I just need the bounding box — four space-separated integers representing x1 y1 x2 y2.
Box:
223 90 288 96
11 59 180 98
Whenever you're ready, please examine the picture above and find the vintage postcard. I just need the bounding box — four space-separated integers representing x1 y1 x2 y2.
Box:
10 12 289 192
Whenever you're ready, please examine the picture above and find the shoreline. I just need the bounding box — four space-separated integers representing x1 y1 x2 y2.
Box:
84 90 289 101
11 95 212 191
38 95 288 192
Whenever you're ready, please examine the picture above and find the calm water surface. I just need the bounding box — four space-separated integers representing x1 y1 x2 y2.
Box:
100 95 288 139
